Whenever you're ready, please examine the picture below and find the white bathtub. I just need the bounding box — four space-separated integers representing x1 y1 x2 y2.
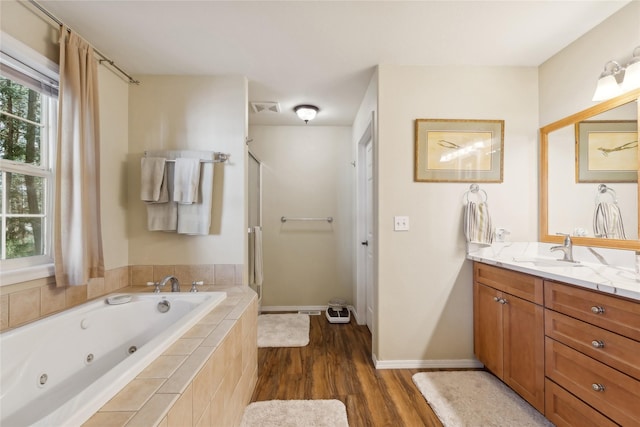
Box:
0 291 226 427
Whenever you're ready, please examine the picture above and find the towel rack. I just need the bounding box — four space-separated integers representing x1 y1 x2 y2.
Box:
281 216 334 223
144 151 230 163
596 184 618 204
463 184 488 204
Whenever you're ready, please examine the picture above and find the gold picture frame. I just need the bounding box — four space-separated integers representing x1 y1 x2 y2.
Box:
414 119 504 182
575 120 638 183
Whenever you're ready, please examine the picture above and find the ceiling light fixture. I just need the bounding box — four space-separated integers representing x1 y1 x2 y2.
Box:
294 105 319 123
592 46 640 101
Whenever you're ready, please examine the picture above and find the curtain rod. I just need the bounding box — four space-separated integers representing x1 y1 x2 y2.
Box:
27 0 140 85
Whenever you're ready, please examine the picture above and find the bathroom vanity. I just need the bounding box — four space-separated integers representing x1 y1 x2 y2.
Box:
469 243 640 426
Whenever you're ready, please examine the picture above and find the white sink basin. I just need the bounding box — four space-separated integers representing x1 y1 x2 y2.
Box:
512 257 583 267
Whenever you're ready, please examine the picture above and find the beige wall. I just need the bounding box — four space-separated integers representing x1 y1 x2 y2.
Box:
128 75 248 268
539 1 640 125
0 0 59 64
98 67 130 270
248 125 353 307
375 65 539 363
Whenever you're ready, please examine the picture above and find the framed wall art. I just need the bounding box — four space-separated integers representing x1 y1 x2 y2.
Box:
414 119 504 182
575 120 638 182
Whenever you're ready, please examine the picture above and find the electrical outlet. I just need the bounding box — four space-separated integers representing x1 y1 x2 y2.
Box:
394 216 409 231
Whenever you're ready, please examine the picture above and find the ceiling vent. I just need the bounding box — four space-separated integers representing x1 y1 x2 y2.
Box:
250 101 281 114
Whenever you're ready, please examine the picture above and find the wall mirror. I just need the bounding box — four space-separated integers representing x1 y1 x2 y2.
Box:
540 88 640 251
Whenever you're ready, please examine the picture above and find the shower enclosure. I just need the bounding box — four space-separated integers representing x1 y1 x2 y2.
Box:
248 150 262 304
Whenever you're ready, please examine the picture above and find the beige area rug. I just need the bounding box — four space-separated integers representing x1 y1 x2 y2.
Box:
412 371 553 427
240 399 349 427
257 313 310 347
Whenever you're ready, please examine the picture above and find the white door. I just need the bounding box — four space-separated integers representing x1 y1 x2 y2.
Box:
364 139 374 332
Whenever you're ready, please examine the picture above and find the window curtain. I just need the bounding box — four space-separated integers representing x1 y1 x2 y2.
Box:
54 27 104 287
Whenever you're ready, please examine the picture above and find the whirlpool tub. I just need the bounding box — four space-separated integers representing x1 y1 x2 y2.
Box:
0 291 226 426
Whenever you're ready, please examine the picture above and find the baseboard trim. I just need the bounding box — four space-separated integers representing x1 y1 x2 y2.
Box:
260 305 356 315
373 358 484 370
260 305 328 313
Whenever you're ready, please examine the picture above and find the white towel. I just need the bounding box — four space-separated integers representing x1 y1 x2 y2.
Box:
593 202 626 239
144 152 177 231
177 153 214 235
173 157 201 204
253 226 264 286
140 157 167 202
464 201 493 245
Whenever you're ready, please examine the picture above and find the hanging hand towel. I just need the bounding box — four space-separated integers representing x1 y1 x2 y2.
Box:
253 226 264 287
173 157 201 204
177 153 214 235
140 157 167 202
464 201 494 245
593 202 626 239
144 151 177 231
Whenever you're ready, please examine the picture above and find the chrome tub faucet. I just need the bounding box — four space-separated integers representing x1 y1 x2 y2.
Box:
159 275 181 292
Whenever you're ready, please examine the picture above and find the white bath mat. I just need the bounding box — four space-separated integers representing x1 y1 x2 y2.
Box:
412 371 553 427
257 313 309 347
240 399 348 427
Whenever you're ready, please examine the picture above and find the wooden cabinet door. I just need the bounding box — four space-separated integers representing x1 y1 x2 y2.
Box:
473 282 503 377
503 292 545 412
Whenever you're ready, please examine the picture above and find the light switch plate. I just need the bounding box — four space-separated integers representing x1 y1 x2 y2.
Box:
394 216 409 231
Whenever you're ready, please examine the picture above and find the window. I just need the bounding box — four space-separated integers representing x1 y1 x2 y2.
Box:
0 34 58 282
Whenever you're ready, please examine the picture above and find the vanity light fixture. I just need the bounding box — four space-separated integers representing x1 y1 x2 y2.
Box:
621 46 640 91
294 104 319 123
592 61 624 101
592 46 640 101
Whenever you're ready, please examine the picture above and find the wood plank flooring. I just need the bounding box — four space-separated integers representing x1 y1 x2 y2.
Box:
250 313 445 426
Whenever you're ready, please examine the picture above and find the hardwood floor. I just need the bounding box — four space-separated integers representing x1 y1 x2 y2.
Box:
250 313 444 426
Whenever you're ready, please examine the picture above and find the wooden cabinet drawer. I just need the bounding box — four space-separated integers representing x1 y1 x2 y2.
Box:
545 310 640 381
545 338 640 426
545 379 617 427
545 281 640 341
474 263 543 304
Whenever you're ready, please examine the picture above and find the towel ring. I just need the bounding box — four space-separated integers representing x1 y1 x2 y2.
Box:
463 184 488 204
595 184 618 204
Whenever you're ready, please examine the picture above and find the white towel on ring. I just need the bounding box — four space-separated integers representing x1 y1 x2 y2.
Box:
464 201 494 245
593 202 626 239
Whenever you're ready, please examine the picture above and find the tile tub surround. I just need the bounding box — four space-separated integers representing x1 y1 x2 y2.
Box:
467 242 640 301
1 264 244 332
130 264 244 289
0 266 129 332
83 284 258 427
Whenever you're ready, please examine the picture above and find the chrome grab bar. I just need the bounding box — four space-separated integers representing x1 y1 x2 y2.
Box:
281 216 333 223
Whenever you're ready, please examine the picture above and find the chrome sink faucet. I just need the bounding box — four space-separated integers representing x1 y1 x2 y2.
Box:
159 275 181 292
550 233 575 262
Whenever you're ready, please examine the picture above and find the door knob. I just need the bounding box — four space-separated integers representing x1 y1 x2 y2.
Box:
361 241 369 246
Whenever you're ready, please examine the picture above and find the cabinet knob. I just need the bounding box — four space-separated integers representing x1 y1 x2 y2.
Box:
591 340 605 349
499 298 508 305
591 383 606 392
493 296 500 302
590 306 605 314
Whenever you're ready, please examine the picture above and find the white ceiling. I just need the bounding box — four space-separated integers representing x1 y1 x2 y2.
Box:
39 0 630 126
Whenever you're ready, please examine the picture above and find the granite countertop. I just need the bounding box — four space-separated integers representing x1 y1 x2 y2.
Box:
467 242 640 301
